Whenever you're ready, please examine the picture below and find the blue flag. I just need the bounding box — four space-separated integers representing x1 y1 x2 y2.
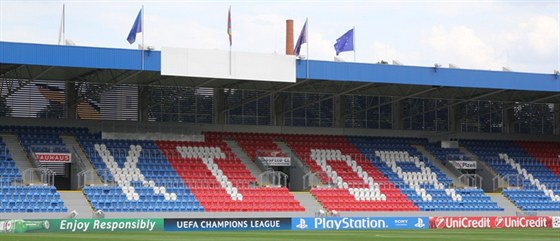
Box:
127 8 143 44
293 19 308 56
334 28 354 55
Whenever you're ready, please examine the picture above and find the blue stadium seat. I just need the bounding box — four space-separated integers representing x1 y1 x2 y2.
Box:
78 134 203 212
349 136 503 211
463 140 560 211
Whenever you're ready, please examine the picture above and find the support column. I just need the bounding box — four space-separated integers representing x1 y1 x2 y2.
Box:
64 82 78 119
554 103 560 135
449 101 460 133
214 88 225 124
274 93 286 126
503 107 515 134
392 99 404 130
138 87 151 122
334 95 345 128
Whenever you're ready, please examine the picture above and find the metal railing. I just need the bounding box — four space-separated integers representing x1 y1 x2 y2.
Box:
253 154 271 172
22 167 55 185
86 148 167 161
28 145 70 176
446 154 476 161
303 171 332 190
78 168 115 188
458 174 482 188
257 171 288 187
492 176 506 192
98 120 200 137
291 153 310 174
78 169 100 189
71 146 87 171
0 174 21 187
179 179 262 190
542 182 560 192
493 174 523 192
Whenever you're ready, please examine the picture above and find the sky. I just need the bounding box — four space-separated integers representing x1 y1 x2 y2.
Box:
0 0 559 74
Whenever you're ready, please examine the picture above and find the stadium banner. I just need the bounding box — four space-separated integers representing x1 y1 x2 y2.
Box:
34 153 71 163
292 217 428 230
429 216 552 229
553 216 560 228
449 160 477 170
259 157 291 166
164 218 291 231
0 219 163 233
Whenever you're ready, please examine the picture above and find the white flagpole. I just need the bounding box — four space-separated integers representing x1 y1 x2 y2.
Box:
353 26 356 62
229 6 232 76
58 4 65 45
141 5 145 70
306 18 309 79
62 4 65 44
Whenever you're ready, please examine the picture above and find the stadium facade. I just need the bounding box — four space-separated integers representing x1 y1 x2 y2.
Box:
0 41 559 221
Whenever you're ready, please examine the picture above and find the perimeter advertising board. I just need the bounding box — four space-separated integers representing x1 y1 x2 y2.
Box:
164 218 291 231
0 219 163 233
3 216 557 234
429 216 552 229
292 217 429 230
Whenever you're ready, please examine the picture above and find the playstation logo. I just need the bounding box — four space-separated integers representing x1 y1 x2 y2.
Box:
296 218 308 229
414 218 425 228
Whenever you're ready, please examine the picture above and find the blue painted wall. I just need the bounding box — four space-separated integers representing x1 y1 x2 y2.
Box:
296 60 560 92
0 41 160 71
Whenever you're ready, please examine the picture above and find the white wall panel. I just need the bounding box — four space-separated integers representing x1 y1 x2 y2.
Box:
161 47 295 83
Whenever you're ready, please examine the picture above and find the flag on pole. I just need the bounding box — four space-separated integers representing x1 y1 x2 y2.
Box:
334 28 354 55
58 4 65 45
227 6 232 46
127 8 143 44
293 19 308 56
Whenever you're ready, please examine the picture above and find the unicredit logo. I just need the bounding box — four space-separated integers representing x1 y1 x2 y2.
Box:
432 217 446 229
430 217 491 229
430 216 551 229
495 216 504 228
498 217 549 228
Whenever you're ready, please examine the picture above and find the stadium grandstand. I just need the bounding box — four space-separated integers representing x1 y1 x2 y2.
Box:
0 37 559 224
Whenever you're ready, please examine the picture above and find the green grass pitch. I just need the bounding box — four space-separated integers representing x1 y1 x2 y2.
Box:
1 229 559 241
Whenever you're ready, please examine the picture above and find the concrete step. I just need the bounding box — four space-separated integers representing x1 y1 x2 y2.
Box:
487 193 521 216
58 191 95 217
292 192 324 216
275 141 318 191
459 146 498 176
224 140 263 178
413 144 463 187
275 141 310 173
459 146 499 192
1 134 39 184
61 135 102 185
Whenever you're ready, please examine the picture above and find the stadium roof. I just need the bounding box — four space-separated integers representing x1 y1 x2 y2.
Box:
1 41 559 105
